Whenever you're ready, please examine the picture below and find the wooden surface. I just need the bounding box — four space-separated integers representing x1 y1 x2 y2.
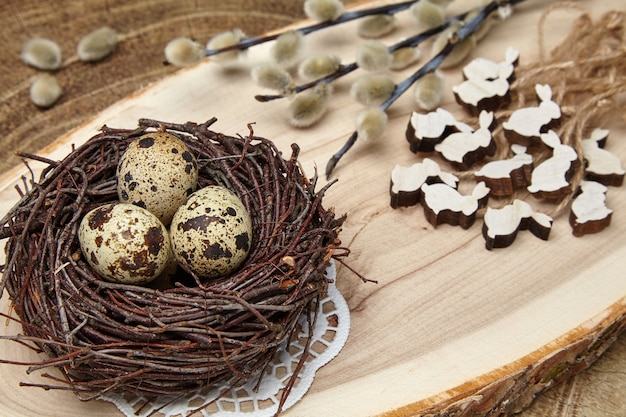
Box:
0 1 625 416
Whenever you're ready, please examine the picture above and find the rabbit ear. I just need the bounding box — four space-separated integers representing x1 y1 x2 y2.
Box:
535 84 552 101
471 181 490 200
540 130 561 149
511 144 527 155
478 110 495 130
505 46 520 65
590 128 609 145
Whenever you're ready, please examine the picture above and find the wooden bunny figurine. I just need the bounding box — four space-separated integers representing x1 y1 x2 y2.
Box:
434 110 496 170
527 130 579 199
503 84 561 147
569 180 613 236
420 182 490 229
581 128 625 186
452 47 519 116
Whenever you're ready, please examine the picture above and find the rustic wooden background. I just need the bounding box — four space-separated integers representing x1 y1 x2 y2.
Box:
0 1 624 416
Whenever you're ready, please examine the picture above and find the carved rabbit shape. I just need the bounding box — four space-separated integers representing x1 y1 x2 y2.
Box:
421 182 490 229
503 84 561 140
527 130 578 197
483 199 552 249
474 144 533 196
453 47 519 114
570 180 612 236
461 46 519 81
453 61 514 107
581 128 625 186
435 110 495 169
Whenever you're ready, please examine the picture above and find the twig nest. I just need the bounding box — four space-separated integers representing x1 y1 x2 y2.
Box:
0 118 347 401
78 203 171 284
170 186 252 279
21 37 62 70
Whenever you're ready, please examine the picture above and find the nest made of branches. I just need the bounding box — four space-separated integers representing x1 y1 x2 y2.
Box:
0 117 348 405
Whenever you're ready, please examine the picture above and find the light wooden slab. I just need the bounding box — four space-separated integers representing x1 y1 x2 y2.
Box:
0 1 624 416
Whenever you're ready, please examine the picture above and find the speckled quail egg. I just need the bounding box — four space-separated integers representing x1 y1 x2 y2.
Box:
170 186 252 280
78 203 171 284
117 132 198 226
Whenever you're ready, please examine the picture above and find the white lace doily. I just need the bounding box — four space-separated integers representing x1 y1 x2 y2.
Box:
101 260 349 416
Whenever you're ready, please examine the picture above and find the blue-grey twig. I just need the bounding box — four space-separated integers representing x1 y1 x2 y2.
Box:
255 23 451 103
205 1 418 57
325 0 528 179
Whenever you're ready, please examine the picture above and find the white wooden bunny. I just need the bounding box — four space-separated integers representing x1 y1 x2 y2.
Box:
420 182 490 229
503 84 561 147
569 180 613 236
527 130 578 199
581 128 625 186
434 110 496 169
483 199 552 249
405 107 472 152
452 47 519 115
474 144 533 196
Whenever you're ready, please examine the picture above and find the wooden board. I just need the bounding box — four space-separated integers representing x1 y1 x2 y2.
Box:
0 1 625 416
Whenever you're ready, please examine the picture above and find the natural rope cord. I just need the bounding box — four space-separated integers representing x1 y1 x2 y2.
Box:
0 117 349 408
516 8 625 215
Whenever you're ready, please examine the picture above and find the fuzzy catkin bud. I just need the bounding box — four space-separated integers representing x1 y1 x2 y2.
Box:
357 14 396 38
356 41 391 72
390 47 422 70
298 54 341 80
164 37 204 66
288 82 333 127
355 107 387 142
30 74 63 108
431 22 476 69
304 0 344 22
206 29 246 62
271 30 305 68
410 1 446 28
413 70 444 111
350 74 396 106
77 26 118 62
251 63 294 94
21 38 62 70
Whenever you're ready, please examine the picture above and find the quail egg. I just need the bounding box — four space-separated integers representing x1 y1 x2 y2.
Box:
78 203 171 284
170 186 252 279
117 131 198 226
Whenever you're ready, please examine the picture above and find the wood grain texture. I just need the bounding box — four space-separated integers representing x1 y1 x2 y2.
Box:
0 0 308 175
0 1 624 416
